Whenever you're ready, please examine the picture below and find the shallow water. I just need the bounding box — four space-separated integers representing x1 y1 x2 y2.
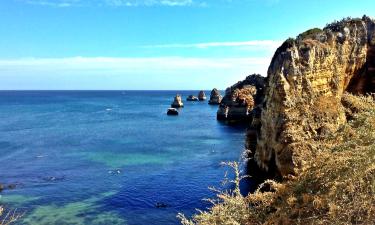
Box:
0 91 246 225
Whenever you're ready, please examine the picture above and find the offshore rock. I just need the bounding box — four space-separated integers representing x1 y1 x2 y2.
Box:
198 91 207 101
171 95 184 108
217 74 265 122
253 16 375 176
186 95 198 101
167 108 179 116
208 88 222 105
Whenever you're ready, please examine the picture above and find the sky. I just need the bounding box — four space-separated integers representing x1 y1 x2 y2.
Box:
0 0 374 90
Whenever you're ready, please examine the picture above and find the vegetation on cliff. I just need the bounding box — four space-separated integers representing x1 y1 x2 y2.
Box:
0 206 22 225
179 93 375 225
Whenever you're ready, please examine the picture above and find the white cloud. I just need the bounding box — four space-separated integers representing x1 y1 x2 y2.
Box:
24 0 82 7
143 40 282 49
21 0 206 7
0 56 269 72
105 0 196 7
0 56 271 89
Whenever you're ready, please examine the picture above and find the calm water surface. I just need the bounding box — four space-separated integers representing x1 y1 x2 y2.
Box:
0 91 246 225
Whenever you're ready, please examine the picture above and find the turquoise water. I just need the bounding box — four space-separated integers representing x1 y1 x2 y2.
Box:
0 91 246 225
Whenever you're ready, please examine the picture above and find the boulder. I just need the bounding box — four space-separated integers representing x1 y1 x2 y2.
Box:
186 95 198 101
208 88 222 105
167 108 179 116
198 91 207 101
171 95 184 108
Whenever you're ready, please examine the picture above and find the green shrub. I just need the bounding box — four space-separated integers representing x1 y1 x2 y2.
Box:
297 28 322 40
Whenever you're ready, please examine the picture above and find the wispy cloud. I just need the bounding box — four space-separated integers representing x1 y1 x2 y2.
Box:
20 0 207 7
0 56 269 71
23 0 82 7
0 56 270 89
143 40 282 49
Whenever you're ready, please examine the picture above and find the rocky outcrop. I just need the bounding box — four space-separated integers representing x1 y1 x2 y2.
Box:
171 95 184 108
217 74 265 122
251 16 375 176
198 91 207 101
186 95 198 101
167 108 179 115
208 88 222 105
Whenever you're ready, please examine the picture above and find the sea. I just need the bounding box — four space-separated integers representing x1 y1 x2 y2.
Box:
0 91 247 225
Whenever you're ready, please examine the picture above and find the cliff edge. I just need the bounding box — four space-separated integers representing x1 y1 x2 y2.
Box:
181 16 375 225
255 16 375 176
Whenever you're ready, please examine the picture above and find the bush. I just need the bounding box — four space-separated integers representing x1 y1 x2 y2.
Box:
0 206 22 225
297 28 323 40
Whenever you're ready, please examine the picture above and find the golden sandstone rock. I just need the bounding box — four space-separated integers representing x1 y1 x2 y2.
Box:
251 16 375 176
217 74 265 122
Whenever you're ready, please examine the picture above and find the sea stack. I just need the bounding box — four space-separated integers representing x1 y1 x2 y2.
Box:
167 108 179 116
186 95 198 101
198 91 207 101
171 95 184 108
208 88 222 105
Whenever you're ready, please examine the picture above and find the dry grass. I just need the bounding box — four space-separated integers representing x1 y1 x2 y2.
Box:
0 206 22 225
232 86 257 109
313 95 341 117
179 93 375 225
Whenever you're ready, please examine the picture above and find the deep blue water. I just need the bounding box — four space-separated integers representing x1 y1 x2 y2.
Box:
0 91 246 225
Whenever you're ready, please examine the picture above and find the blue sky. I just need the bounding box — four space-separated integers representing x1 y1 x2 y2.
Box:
0 0 374 90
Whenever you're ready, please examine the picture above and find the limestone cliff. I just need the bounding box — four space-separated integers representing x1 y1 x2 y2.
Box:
250 16 375 176
217 74 265 122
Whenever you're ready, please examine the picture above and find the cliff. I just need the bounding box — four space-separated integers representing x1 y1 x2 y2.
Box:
217 74 265 122
252 16 375 176
180 16 375 225
181 93 375 225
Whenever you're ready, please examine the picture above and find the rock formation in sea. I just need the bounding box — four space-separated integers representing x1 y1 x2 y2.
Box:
242 16 375 177
198 91 207 101
217 74 265 122
208 88 222 105
186 95 198 101
167 108 179 115
171 95 184 108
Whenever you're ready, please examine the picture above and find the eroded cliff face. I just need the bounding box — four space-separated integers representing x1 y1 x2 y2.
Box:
253 16 375 176
217 74 265 122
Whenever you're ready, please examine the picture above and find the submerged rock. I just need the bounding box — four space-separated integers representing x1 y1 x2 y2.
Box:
108 169 122 174
217 74 265 122
155 202 169 208
186 95 198 101
42 176 65 182
7 184 16 189
167 108 179 116
208 88 222 105
198 91 207 101
0 183 18 192
171 95 184 108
